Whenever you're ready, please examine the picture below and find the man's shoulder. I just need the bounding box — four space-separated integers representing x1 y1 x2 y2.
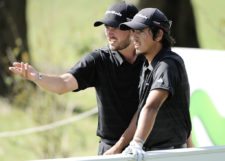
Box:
152 50 185 73
90 46 112 58
161 50 184 65
93 46 111 54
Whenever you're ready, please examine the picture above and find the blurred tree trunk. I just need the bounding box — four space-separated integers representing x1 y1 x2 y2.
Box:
138 0 199 47
0 0 29 96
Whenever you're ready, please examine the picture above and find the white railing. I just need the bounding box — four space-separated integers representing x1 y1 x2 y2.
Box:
32 145 225 161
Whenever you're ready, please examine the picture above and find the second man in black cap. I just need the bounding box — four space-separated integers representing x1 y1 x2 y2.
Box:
120 8 192 160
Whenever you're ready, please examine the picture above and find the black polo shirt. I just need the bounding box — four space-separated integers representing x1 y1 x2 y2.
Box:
138 48 192 149
68 46 144 143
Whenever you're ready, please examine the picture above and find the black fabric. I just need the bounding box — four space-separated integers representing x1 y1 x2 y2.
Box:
143 143 187 151
98 140 113 155
98 138 127 155
68 46 144 141
137 48 192 150
120 8 171 32
94 1 138 27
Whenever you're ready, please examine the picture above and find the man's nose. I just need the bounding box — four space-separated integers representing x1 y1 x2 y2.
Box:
106 27 116 37
132 30 138 38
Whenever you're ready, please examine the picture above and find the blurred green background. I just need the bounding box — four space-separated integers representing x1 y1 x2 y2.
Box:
0 0 224 161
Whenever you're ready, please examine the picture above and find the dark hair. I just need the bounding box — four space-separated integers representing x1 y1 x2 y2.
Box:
150 26 176 48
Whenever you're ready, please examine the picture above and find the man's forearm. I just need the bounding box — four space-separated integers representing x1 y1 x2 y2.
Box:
34 73 78 94
9 62 78 94
104 112 138 155
187 134 194 147
133 105 157 143
115 115 137 150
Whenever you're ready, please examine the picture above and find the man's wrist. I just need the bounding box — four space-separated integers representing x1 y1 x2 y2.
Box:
132 137 145 148
130 140 143 148
38 73 43 80
35 72 43 81
114 138 128 152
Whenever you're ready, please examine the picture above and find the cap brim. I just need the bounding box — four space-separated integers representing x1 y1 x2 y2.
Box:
120 22 148 30
94 21 104 27
94 19 120 28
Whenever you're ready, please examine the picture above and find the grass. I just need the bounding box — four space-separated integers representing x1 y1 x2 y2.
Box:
0 0 225 161
0 94 98 161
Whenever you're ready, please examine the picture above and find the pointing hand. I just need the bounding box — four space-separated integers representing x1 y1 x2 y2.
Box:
9 62 39 81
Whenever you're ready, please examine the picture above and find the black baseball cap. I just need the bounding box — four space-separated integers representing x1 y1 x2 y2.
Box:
120 8 172 32
94 1 138 28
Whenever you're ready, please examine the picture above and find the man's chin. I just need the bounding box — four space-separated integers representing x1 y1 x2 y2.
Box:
108 44 118 51
135 50 146 56
135 49 143 54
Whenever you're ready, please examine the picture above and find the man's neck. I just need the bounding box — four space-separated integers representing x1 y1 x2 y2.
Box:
119 44 137 64
145 43 162 64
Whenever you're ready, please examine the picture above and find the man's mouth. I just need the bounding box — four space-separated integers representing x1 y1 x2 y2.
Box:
134 41 140 48
109 38 117 44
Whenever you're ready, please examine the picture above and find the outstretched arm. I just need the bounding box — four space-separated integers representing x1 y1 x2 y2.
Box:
9 62 78 94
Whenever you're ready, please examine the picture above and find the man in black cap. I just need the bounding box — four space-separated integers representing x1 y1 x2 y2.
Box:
120 8 192 160
9 2 144 155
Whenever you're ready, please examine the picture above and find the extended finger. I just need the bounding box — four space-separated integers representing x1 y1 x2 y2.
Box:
12 62 22 67
21 62 26 78
9 66 21 74
24 63 29 79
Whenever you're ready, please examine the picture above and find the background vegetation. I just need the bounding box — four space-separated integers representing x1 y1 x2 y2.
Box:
0 0 224 161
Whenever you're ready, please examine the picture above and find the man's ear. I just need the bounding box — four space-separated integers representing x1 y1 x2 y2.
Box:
155 29 164 42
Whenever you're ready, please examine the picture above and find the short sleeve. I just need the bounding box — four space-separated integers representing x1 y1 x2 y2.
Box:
150 59 179 96
68 51 100 91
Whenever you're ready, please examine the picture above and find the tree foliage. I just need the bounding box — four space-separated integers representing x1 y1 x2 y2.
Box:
0 0 29 96
138 0 199 47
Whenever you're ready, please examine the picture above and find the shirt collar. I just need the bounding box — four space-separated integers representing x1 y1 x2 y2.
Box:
143 59 153 71
151 48 171 68
113 51 124 65
112 50 145 66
